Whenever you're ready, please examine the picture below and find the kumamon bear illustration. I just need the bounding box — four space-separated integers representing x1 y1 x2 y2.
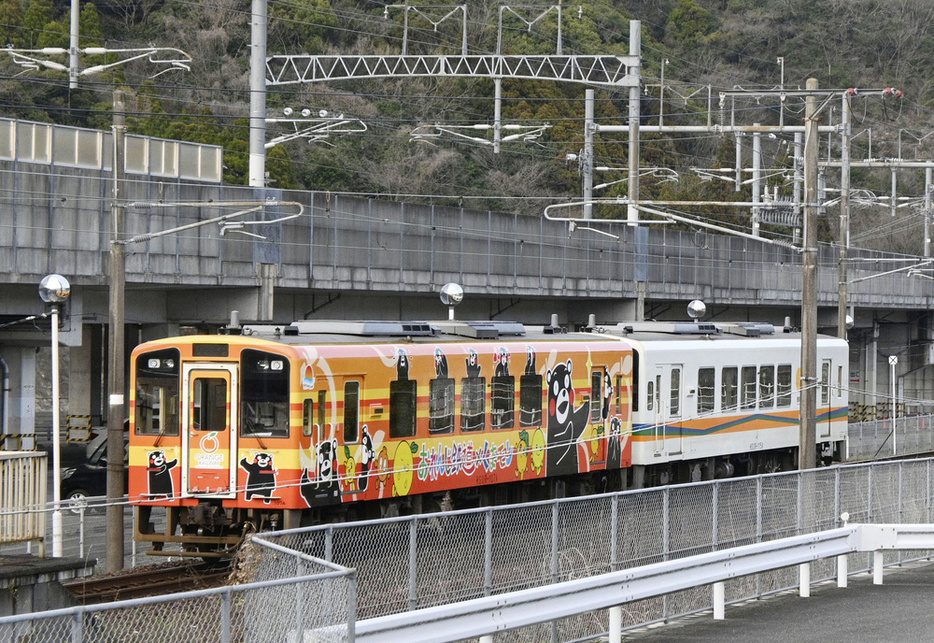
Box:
546 359 591 476
240 452 277 503
146 450 177 498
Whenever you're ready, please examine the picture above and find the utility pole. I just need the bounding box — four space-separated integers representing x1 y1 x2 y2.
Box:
249 0 268 187
107 90 126 571
582 89 594 219
838 92 851 338
800 78 819 470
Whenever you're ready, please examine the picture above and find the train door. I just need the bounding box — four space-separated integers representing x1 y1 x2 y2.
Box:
653 364 684 456
182 364 237 497
819 358 832 439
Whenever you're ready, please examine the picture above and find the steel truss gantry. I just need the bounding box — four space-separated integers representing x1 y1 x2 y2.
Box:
265 54 640 87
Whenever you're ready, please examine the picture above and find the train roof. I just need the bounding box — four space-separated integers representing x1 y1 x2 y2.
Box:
219 318 844 346
233 319 623 345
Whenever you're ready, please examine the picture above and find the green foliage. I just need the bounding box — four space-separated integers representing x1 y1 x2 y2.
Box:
665 0 717 46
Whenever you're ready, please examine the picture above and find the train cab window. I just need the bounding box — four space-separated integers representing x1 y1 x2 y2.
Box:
776 364 792 407
721 367 738 411
344 381 360 443
461 377 486 432
491 375 515 430
740 366 757 410
241 349 290 438
759 366 774 409
697 368 715 414
519 374 542 427
670 368 681 416
390 380 417 438
590 371 603 423
821 361 831 406
429 377 455 434
302 399 313 437
134 348 180 436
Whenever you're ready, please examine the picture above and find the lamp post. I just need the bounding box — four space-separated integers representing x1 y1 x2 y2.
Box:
39 273 70 557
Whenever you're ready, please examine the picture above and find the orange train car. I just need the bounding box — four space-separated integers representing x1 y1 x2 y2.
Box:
129 320 634 556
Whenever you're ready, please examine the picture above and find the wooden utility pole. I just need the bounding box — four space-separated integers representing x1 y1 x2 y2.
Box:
800 78 819 470
107 89 126 571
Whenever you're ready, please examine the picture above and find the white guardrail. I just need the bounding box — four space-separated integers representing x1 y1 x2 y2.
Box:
350 522 934 643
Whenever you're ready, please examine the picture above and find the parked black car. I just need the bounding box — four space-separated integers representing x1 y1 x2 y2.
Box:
61 438 128 513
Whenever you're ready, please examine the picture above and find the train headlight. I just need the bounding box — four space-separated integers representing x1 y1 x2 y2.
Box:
148 358 160 369
270 360 284 371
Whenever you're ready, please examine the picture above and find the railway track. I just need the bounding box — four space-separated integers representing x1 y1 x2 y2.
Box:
64 560 233 605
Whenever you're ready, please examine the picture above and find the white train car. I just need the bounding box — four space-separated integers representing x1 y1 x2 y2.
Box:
605 320 848 487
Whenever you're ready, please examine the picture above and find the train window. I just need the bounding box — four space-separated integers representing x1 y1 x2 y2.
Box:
192 378 227 432
646 379 654 411
344 381 360 443
591 371 603 423
461 377 486 432
389 380 417 438
491 375 515 430
317 390 327 441
519 374 542 427
615 375 623 415
631 353 640 413
721 367 738 411
821 361 831 406
759 366 774 409
429 378 455 434
697 368 715 414
302 399 313 437
670 368 681 416
241 349 290 438
134 348 180 436
838 366 844 398
777 365 792 407
740 366 757 410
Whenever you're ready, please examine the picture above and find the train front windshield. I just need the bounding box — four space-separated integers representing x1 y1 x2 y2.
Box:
135 348 181 436
240 349 290 438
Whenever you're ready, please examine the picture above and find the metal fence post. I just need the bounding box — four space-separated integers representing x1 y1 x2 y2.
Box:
712 480 719 551
484 508 493 596
662 487 670 620
611 493 619 570
797 470 804 535
325 525 334 562
220 589 231 643
71 609 83 643
409 517 418 611
551 500 560 583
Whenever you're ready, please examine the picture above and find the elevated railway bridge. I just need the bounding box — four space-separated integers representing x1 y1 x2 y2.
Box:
0 118 933 446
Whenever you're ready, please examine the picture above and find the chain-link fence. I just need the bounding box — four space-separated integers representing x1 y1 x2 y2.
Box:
0 497 179 571
3 453 934 641
847 414 934 460
261 457 934 642
0 537 355 643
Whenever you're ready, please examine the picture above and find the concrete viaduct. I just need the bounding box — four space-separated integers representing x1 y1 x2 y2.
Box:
0 118 932 442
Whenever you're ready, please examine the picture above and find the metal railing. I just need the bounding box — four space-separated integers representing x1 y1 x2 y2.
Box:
354 523 934 643
0 536 355 643
0 451 46 553
260 457 934 640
